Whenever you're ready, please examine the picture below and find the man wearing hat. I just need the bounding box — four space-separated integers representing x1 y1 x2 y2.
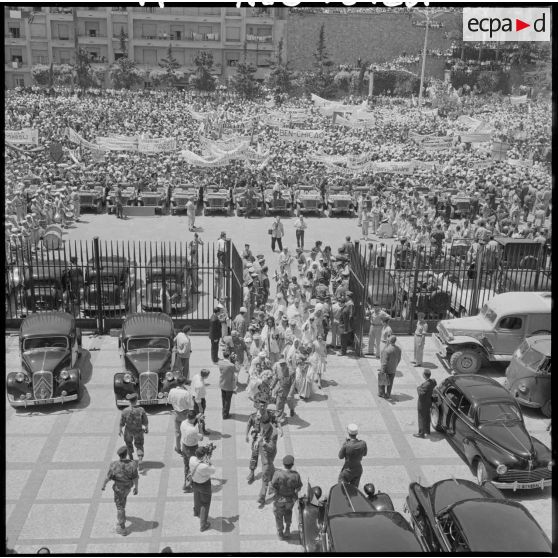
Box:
270 455 302 539
118 393 149 470
233 307 248 338
379 335 401 400
338 424 367 488
338 293 354 356
101 446 139 536
271 357 296 424
415 369 437 438
256 406 279 506
367 301 390 357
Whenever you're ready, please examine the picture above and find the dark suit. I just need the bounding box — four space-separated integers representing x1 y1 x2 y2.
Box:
338 438 367 487
209 313 221 363
338 302 354 356
417 378 437 435
379 343 401 397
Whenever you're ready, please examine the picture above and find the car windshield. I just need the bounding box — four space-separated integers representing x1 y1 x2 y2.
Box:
127 337 170 351
520 346 545 369
478 403 521 424
23 336 68 351
480 303 497 323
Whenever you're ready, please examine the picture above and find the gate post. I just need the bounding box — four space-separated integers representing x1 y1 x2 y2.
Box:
93 236 104 333
225 238 232 315
470 245 484 315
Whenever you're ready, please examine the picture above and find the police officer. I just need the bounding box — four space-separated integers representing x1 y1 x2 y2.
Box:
101 446 139 536
338 424 367 488
245 400 282 484
271 358 296 424
119 393 148 470
270 455 302 539
257 411 279 507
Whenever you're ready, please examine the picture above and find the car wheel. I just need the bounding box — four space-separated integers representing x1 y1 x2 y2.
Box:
541 399 551 418
430 404 443 432
450 349 482 374
475 460 489 485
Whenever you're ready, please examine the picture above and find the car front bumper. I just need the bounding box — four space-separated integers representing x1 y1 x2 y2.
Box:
433 333 448 357
491 478 551 491
116 397 168 406
8 394 78 407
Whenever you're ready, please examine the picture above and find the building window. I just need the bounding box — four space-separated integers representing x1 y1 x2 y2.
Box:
85 22 99 38
32 50 48 64
59 51 72 64
226 27 240 41
142 24 157 40
113 23 127 38
199 7 221 16
142 49 157 65
114 52 125 61
30 23 47 38
8 25 21 38
257 53 270 67
14 74 25 87
226 55 239 67
57 24 69 40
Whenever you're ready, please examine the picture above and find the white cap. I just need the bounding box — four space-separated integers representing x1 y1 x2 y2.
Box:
347 423 358 435
239 307 247 313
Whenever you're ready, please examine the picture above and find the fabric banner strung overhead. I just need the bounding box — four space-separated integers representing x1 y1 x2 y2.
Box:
278 128 322 142
510 94 528 106
188 107 215 121
459 133 492 144
6 128 39 146
456 115 483 130
137 137 177 153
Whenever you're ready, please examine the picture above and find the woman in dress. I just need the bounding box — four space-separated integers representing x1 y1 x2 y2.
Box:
261 316 281 364
295 353 314 400
309 335 328 390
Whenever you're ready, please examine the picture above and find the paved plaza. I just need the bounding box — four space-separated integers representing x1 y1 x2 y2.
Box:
5 330 552 553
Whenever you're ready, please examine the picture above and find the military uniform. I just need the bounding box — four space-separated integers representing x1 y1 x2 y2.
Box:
338 437 368 488
257 422 278 504
120 403 148 462
104 452 139 533
270 460 302 538
417 377 437 437
413 319 428 366
246 407 280 481
272 361 296 423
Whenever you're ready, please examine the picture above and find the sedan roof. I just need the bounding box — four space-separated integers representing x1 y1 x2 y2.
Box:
450 500 550 552
328 513 422 553
429 479 501 515
21 312 74 337
122 313 173 338
450 375 513 404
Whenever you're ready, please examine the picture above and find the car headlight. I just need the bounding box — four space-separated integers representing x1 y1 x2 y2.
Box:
123 373 132 383
496 464 507 475
15 372 26 383
518 384 529 393
59 369 70 380
165 371 175 382
548 461 553 471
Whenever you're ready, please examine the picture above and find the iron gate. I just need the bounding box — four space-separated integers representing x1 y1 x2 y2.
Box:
5 237 243 333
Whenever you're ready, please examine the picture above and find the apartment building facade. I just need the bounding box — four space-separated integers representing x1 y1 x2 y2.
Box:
4 5 288 88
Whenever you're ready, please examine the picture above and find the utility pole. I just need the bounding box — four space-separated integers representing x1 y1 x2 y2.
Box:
414 9 446 109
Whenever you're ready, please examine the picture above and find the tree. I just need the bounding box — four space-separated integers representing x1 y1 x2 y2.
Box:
118 27 127 55
158 43 182 88
74 47 94 91
307 24 336 98
231 43 259 99
110 57 144 89
266 38 294 104
190 51 216 92
31 64 51 86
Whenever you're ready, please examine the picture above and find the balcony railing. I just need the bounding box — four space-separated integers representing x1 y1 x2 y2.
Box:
6 33 26 40
139 33 220 41
246 34 272 43
111 8 128 13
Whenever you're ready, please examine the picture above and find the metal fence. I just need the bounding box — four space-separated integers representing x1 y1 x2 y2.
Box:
346 239 552 354
5 238 240 332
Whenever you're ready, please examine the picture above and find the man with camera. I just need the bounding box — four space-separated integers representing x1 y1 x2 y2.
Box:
180 410 203 492
189 444 216 532
338 423 367 488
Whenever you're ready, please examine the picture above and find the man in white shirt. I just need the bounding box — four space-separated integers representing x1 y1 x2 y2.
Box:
180 411 203 492
189 446 216 531
173 325 192 381
168 377 194 455
293 215 307 250
191 368 211 435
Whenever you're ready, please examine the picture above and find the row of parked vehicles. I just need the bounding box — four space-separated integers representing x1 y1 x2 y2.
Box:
7 254 192 318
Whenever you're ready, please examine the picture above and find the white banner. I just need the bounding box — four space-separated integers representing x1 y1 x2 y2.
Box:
278 128 322 142
510 94 528 105
188 108 214 121
96 136 139 151
138 137 177 153
460 133 492 144
6 128 39 146
409 131 437 144
457 115 483 130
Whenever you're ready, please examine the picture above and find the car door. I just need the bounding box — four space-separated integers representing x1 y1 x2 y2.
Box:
71 335 79 367
442 386 462 436
453 393 475 448
493 315 526 355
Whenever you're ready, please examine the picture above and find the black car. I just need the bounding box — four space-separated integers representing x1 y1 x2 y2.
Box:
406 478 551 552
7 312 82 408
141 256 190 314
83 256 134 316
22 263 66 314
298 482 424 553
430 375 553 491
113 313 177 407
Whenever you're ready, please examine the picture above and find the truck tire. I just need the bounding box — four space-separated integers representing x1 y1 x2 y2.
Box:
450 349 482 374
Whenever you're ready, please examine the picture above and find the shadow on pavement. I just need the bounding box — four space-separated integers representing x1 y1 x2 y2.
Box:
287 414 311 430
210 514 239 533
207 430 231 441
141 460 165 471
420 362 439 370
127 516 159 534
78 350 93 384
389 392 414 403
230 412 250 423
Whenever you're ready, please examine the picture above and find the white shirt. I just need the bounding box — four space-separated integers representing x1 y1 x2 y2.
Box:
181 420 202 447
174 332 191 358
191 374 207 401
189 456 216 483
168 386 194 413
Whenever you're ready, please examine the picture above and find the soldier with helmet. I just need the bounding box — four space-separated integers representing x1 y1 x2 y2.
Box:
270 454 303 539
118 393 149 470
101 446 139 536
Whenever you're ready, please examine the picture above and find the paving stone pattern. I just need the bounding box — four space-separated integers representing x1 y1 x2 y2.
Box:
5 334 552 553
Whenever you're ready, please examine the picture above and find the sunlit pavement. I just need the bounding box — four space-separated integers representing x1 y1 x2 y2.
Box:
5 331 551 553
